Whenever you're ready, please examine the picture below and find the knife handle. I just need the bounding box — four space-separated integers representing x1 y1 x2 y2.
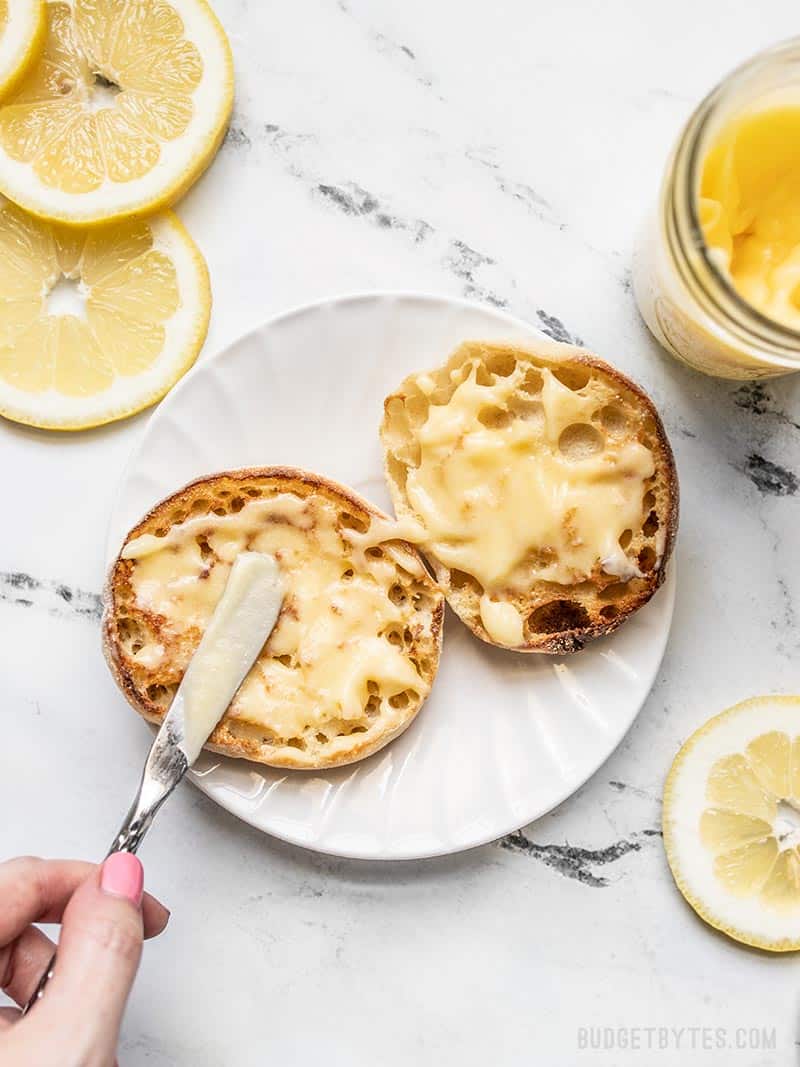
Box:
22 738 188 1016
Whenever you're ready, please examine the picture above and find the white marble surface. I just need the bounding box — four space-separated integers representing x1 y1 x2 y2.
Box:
3 1 800 1063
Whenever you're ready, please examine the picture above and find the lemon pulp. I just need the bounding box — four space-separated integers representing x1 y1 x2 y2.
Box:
0 0 232 223
664 696 800 951
0 196 210 428
701 733 800 908
0 0 45 101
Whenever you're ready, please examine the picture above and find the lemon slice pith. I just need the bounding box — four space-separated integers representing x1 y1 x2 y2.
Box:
0 195 210 429
664 695 800 951
0 0 45 101
0 0 233 225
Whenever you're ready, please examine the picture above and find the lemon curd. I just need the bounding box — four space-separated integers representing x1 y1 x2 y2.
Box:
700 104 800 330
633 41 800 379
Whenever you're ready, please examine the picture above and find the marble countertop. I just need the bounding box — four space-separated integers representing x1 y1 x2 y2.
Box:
3 1 800 1063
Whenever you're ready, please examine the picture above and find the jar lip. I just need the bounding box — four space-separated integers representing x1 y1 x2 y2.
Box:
671 37 800 354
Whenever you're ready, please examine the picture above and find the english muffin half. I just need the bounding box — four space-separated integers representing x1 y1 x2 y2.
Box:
103 467 444 769
380 340 678 654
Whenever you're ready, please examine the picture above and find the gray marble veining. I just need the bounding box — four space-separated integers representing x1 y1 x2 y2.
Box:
2 1 800 1063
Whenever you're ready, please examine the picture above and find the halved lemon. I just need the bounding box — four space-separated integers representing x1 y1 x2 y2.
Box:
664 695 800 951
0 0 45 101
0 195 210 429
0 0 233 225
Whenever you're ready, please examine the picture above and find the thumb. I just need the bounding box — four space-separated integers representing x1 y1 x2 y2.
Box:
33 853 145 1066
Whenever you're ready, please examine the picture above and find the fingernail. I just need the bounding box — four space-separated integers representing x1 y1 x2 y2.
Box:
101 853 144 907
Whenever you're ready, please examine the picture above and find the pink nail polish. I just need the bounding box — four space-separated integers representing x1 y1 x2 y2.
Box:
101 853 144 907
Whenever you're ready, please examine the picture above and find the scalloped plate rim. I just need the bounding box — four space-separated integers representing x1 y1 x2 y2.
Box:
107 290 676 861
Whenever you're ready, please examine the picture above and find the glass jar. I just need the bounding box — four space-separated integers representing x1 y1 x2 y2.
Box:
633 39 800 380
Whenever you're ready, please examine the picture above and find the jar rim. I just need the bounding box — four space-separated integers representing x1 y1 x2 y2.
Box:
667 37 800 362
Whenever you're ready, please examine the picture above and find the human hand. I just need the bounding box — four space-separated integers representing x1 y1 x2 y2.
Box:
0 855 169 1066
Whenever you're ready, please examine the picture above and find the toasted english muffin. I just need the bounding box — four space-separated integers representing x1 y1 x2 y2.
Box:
380 340 678 654
103 467 444 770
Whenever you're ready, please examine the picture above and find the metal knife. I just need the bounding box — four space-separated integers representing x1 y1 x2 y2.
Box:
23 551 285 1013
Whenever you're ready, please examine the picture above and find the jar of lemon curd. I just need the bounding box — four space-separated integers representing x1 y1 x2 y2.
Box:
634 39 800 379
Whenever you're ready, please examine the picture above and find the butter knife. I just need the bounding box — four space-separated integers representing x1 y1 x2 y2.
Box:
23 550 285 1013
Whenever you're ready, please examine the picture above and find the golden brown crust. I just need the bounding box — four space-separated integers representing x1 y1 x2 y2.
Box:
103 466 444 769
380 341 679 654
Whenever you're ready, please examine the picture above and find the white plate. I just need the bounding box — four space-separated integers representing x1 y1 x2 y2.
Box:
108 292 675 860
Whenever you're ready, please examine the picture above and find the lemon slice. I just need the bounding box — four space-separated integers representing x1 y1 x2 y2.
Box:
664 695 800 951
0 0 233 225
0 195 210 429
0 0 45 101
